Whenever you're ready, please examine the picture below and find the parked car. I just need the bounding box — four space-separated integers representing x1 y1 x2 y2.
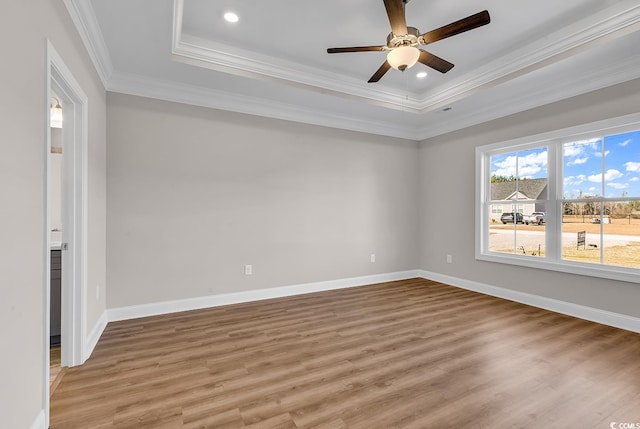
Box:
524 212 545 225
500 212 523 224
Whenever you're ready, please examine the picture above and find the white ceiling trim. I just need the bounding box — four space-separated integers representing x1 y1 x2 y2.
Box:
416 52 640 140
108 36 640 145
107 72 421 140
171 0 420 113
65 0 640 141
173 0 640 114
415 3 640 113
63 0 113 88
172 37 421 113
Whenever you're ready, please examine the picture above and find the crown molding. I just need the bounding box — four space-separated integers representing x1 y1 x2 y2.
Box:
172 0 421 113
416 47 640 140
109 36 640 144
107 72 421 140
63 0 114 88
173 1 640 114
65 0 640 140
414 3 640 113
172 43 422 114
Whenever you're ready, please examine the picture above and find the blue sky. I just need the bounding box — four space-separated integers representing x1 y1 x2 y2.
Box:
564 130 640 198
491 130 640 199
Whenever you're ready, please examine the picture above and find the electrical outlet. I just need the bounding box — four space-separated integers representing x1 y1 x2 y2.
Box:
244 264 253 275
370 253 376 263
446 254 453 264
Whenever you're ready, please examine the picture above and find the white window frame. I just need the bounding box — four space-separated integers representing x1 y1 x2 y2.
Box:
476 112 640 284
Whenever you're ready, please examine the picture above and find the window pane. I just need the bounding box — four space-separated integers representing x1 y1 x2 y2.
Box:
516 204 546 257
561 202 601 264
517 148 548 181
488 204 515 254
604 131 640 198
491 149 548 203
488 204 545 257
563 138 603 198
603 201 640 268
490 151 517 201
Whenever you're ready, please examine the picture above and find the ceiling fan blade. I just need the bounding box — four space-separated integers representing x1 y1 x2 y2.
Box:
368 60 392 83
327 46 386 54
418 49 454 73
421 10 490 45
383 0 408 35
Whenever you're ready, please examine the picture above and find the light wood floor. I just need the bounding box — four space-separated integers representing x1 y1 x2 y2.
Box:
50 278 640 428
50 346 66 396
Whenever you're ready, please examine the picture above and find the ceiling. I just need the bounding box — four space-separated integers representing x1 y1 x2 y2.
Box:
67 0 640 140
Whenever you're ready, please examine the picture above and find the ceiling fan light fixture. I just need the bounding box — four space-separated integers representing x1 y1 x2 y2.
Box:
387 46 419 71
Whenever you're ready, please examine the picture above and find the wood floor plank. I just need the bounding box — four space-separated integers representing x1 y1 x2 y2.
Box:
50 279 640 428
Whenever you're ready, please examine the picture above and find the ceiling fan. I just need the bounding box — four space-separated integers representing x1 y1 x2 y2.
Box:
327 0 490 83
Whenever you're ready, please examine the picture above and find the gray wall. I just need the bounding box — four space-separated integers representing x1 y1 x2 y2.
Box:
4 3 638 427
106 93 419 308
0 1 107 427
419 78 640 318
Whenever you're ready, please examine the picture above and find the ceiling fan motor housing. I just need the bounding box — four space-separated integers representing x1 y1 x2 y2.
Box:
386 26 421 48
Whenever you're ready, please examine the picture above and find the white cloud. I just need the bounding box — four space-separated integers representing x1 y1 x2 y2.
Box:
588 169 623 183
567 157 588 166
630 177 640 182
594 150 610 158
563 144 585 157
619 139 631 147
564 139 601 164
605 169 623 181
518 151 547 177
625 161 640 172
492 150 547 178
564 138 599 153
492 154 517 177
564 174 587 186
607 182 629 190
589 187 597 192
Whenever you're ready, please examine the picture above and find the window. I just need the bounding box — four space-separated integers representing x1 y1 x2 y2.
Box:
476 114 640 283
487 147 548 257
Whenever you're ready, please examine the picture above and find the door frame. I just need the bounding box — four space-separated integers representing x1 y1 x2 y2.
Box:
44 39 89 426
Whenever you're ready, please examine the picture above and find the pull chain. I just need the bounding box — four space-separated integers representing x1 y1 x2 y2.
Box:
404 69 410 112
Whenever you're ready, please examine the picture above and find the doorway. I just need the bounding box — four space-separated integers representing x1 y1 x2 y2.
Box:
44 40 89 426
49 93 63 393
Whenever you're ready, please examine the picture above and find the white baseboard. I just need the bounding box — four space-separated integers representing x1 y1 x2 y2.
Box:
418 270 640 333
84 310 108 362
30 410 45 429
107 270 420 322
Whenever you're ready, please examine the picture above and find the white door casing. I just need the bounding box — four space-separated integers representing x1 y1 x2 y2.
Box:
44 39 88 428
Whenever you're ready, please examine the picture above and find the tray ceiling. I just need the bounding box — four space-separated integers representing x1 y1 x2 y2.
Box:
68 0 640 139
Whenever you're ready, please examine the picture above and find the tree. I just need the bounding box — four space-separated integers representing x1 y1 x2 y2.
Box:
491 174 516 183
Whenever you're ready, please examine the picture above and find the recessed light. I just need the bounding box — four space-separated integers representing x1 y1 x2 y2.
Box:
416 71 428 79
224 12 239 23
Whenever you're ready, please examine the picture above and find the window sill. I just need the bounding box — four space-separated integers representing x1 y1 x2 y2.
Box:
476 251 640 284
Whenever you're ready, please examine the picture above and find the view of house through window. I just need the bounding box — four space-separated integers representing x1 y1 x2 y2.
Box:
480 126 640 277
561 131 640 268
488 147 548 257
